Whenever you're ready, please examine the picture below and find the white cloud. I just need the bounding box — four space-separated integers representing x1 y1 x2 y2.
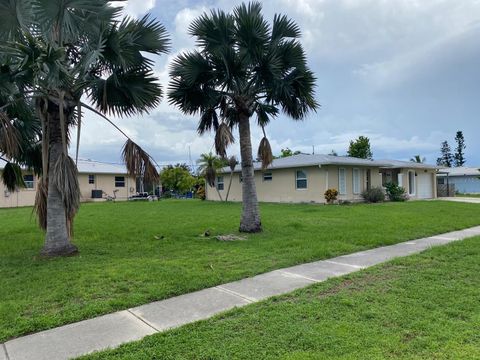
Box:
112 0 156 18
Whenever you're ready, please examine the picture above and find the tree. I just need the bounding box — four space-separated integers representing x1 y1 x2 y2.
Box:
197 152 226 201
328 150 338 156
454 131 466 167
0 1 168 256
347 136 373 159
225 156 238 202
436 141 453 167
410 155 426 163
168 2 318 232
160 164 196 195
276 148 301 158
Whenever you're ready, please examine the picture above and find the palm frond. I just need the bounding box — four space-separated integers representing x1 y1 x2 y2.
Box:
257 137 273 169
1 162 25 191
271 14 301 42
122 139 159 183
0 111 22 158
228 155 238 171
51 153 80 224
215 123 235 158
34 176 48 230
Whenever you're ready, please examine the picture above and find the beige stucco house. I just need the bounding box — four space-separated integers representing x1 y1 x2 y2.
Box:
206 154 437 203
0 159 136 208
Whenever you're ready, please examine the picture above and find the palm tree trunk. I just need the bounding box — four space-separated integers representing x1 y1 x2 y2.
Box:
225 170 234 202
238 114 261 232
41 109 78 257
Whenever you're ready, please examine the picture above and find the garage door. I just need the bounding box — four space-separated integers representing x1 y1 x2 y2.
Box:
416 173 433 199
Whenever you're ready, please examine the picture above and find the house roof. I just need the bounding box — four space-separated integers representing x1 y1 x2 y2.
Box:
0 158 129 175
220 154 437 173
437 167 480 177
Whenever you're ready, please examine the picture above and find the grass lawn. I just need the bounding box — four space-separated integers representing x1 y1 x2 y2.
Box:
1 200 480 342
80 237 480 360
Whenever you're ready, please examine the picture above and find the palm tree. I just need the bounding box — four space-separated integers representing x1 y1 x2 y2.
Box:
225 156 238 202
410 155 426 163
169 2 318 232
197 152 225 201
0 1 169 256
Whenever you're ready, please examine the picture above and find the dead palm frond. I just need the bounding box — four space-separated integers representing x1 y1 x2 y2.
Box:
1 162 25 192
122 139 159 183
34 177 48 231
205 166 217 187
0 112 21 159
51 153 80 225
215 123 234 158
228 155 238 171
257 137 273 169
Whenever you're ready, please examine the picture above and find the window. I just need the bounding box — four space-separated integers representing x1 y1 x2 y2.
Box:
352 168 360 194
115 176 125 187
408 171 415 195
296 170 307 189
88 174 95 184
23 174 34 189
217 176 224 190
339 168 347 195
263 172 272 181
437 178 445 185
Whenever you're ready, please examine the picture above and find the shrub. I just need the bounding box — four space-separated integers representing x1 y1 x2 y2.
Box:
384 182 408 202
361 187 385 203
324 188 339 204
196 186 206 200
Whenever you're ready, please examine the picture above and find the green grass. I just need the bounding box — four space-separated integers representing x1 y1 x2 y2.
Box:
1 200 480 342
80 237 480 360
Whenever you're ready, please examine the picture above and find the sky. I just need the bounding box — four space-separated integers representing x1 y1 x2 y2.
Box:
73 0 480 168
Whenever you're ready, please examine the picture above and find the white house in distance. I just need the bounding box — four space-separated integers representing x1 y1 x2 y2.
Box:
206 154 438 203
0 159 136 208
437 167 480 194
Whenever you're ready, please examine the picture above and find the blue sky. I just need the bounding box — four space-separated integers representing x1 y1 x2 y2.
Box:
76 0 480 167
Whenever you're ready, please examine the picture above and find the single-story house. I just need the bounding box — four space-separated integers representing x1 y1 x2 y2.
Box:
206 154 437 203
437 167 480 194
0 159 136 208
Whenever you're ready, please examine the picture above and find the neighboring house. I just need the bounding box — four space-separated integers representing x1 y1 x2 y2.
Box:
0 159 136 208
206 154 437 203
437 167 480 194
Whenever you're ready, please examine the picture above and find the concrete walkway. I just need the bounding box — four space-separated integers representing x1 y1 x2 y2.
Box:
439 197 480 204
3 226 480 360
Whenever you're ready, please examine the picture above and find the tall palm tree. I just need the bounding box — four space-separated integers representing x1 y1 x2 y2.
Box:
225 155 238 202
169 2 318 232
0 1 169 256
197 152 225 201
410 155 426 163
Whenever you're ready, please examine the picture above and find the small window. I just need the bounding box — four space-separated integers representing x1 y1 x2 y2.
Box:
23 174 34 189
437 178 445 185
352 168 360 194
339 168 347 195
115 176 125 187
296 170 307 189
217 176 224 190
88 174 95 184
263 172 272 181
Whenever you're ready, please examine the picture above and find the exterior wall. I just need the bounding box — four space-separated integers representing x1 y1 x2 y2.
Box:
206 165 383 203
78 173 136 201
438 175 480 194
0 171 136 208
395 168 437 199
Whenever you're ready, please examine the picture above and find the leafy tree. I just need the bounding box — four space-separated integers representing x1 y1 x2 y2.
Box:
276 148 301 158
168 2 318 232
436 141 453 167
160 164 196 195
0 1 168 256
347 136 373 159
225 155 238 202
197 152 226 201
410 155 426 163
454 131 466 167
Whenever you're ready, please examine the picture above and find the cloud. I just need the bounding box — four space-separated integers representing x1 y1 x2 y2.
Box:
116 0 156 18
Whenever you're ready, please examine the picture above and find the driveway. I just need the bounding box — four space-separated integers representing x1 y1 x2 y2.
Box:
439 197 480 204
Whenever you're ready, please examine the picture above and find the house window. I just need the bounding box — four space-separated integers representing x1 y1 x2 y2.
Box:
263 172 273 181
352 168 360 194
296 170 307 189
339 168 347 195
88 174 95 184
217 176 224 190
437 178 445 185
408 171 415 195
115 176 125 187
23 174 34 189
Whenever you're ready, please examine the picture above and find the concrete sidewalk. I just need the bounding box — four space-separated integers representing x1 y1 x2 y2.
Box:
3 226 480 360
439 197 480 204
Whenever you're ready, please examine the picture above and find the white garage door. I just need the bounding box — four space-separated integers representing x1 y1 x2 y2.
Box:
416 173 433 199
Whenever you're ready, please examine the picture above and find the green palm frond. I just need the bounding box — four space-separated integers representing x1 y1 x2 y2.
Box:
1 161 25 191
271 14 301 42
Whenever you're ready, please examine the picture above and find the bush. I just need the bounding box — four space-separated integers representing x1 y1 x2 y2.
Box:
361 187 385 203
324 188 339 204
196 186 206 200
384 182 408 202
